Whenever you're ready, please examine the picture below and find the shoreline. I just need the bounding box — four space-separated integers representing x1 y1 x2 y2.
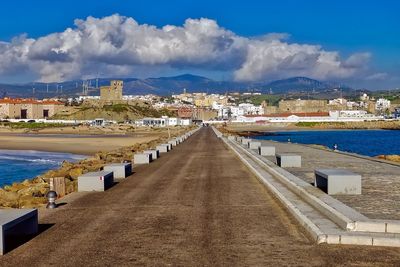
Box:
0 133 160 155
0 126 194 208
221 121 400 134
0 149 86 188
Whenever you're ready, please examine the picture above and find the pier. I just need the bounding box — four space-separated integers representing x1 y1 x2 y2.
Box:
1 127 400 265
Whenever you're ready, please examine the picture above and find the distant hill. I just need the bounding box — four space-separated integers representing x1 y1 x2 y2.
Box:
0 74 356 98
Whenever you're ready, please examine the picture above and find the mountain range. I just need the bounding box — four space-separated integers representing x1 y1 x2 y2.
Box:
0 74 356 98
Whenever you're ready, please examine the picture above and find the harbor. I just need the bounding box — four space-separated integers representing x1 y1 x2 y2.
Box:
1 127 400 265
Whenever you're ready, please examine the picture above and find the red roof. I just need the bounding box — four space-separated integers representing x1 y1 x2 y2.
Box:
245 112 330 118
0 98 63 105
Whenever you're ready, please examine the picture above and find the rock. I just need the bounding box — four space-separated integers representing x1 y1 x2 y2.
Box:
0 189 19 208
68 168 84 180
18 182 48 197
4 182 26 192
377 155 400 163
18 195 47 208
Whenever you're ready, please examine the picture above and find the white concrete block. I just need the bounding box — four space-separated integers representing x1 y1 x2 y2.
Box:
387 222 400 233
259 146 276 156
156 144 169 153
248 141 261 150
241 138 251 145
325 234 340 244
0 209 38 255
315 169 362 195
134 153 152 164
144 150 159 160
78 171 114 192
354 221 386 233
276 153 301 168
103 163 132 179
168 140 178 147
340 235 373 246
373 237 400 247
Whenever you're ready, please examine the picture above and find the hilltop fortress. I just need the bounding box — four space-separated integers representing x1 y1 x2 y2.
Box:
100 80 123 102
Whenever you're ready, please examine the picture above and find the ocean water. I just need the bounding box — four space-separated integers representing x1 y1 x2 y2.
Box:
0 150 85 188
254 130 400 157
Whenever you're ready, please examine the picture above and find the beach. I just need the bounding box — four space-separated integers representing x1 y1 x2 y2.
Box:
0 125 194 209
0 124 175 155
0 133 161 155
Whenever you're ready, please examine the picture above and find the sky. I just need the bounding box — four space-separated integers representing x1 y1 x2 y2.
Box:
0 0 399 89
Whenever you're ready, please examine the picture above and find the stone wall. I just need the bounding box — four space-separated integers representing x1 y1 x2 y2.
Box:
278 99 328 113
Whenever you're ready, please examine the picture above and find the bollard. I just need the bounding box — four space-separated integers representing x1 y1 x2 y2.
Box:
46 190 58 209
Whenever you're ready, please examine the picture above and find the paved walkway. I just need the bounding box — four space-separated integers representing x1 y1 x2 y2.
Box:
2 128 400 266
259 139 400 220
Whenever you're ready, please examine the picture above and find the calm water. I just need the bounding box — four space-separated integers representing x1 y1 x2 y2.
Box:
254 130 400 157
0 150 85 188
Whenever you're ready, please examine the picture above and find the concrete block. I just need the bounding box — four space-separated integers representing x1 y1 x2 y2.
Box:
387 222 400 233
373 237 400 247
241 138 251 145
259 146 276 156
78 171 114 192
325 234 341 244
248 141 261 150
315 169 361 195
354 221 386 233
144 150 159 160
0 209 38 255
340 235 372 246
228 136 235 141
134 153 152 164
104 163 132 179
156 144 169 153
276 153 301 168
168 140 178 147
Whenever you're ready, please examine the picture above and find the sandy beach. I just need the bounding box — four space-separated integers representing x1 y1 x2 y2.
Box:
0 133 161 155
0 124 181 155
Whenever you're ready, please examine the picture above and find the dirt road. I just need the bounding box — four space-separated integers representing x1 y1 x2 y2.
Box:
2 127 400 266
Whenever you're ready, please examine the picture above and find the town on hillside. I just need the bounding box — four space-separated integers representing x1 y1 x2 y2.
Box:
0 80 399 126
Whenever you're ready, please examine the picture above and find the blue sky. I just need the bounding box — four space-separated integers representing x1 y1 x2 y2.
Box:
0 0 399 89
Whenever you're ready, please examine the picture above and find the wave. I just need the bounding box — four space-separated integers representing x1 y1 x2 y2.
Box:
0 150 85 165
0 155 60 164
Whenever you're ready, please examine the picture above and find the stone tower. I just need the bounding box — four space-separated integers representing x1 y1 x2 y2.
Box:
100 80 123 102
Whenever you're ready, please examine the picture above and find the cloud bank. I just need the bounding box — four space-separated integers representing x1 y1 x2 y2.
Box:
0 14 371 82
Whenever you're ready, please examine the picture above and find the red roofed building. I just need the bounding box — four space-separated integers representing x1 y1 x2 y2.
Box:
0 98 64 119
245 112 330 118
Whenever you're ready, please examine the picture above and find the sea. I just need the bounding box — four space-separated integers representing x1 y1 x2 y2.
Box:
254 129 400 157
0 150 85 188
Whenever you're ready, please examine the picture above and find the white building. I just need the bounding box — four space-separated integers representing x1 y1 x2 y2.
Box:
167 117 180 126
329 110 368 118
375 98 391 111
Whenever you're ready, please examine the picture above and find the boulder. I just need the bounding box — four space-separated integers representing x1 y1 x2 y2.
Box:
68 168 84 180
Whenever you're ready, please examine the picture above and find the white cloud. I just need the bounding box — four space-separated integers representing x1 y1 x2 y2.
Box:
0 14 372 82
365 72 388 80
